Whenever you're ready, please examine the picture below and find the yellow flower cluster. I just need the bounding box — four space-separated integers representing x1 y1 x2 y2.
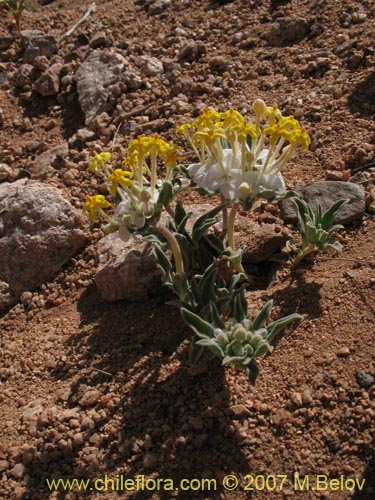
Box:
83 195 111 222
177 100 310 178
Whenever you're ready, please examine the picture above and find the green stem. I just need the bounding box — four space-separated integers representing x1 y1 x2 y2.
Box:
98 208 118 225
227 203 239 252
150 151 157 200
293 243 316 265
221 194 228 232
156 224 184 274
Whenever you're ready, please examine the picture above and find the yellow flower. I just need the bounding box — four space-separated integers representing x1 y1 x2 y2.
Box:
220 109 245 128
83 195 111 222
193 127 227 149
290 128 311 150
163 143 182 170
107 169 134 196
192 109 222 130
176 123 193 137
88 151 111 173
229 119 257 141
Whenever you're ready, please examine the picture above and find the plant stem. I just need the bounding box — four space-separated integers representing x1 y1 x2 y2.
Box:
156 224 184 273
221 194 228 231
293 243 316 265
227 203 239 252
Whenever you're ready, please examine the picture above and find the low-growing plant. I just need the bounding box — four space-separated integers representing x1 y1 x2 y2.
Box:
1 0 27 35
287 197 349 264
181 298 302 385
83 99 312 384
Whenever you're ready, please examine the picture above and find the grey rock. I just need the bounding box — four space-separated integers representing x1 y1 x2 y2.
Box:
9 64 34 88
9 463 25 479
148 0 172 15
280 181 365 225
356 370 374 389
75 50 127 124
177 41 206 62
31 142 69 179
139 56 164 77
0 36 12 51
0 460 9 472
121 70 143 90
0 180 87 311
96 234 161 301
22 30 58 64
33 63 62 96
268 17 309 46
0 163 12 182
89 31 110 49
142 452 158 468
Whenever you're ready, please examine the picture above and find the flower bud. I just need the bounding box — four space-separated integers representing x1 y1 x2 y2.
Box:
238 182 251 199
231 342 244 357
233 326 247 343
250 333 263 349
253 98 266 117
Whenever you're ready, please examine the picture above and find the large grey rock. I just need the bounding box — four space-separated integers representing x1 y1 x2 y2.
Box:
96 234 161 301
280 181 365 225
21 30 58 64
268 17 309 46
75 50 127 124
0 180 87 310
31 142 69 179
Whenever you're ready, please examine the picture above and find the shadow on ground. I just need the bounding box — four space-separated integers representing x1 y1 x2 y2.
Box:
348 71 375 118
22 286 253 500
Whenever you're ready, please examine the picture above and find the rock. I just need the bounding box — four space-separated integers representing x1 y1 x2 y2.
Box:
148 0 172 15
229 404 251 419
22 31 58 64
268 17 309 46
139 56 164 77
0 460 9 472
235 218 290 263
33 63 62 96
0 180 86 311
96 234 161 301
30 142 69 179
0 36 12 51
75 50 127 124
209 56 231 73
79 389 101 407
356 370 374 389
121 70 143 90
280 181 365 226
9 463 25 479
0 163 12 182
177 41 206 62
9 64 34 88
142 452 158 468
89 31 110 49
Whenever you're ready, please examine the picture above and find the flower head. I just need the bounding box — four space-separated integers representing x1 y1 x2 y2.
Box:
107 169 134 196
83 195 111 222
88 151 111 173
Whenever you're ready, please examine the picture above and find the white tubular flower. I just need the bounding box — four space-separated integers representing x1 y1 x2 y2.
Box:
188 147 286 204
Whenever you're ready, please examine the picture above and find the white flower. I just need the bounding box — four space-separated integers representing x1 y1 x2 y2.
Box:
187 148 285 203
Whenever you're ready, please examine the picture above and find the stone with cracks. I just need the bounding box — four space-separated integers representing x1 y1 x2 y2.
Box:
280 181 365 225
268 17 309 47
75 50 127 124
33 63 62 96
96 234 161 302
0 180 87 311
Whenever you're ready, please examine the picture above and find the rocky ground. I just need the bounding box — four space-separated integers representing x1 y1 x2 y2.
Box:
0 0 375 499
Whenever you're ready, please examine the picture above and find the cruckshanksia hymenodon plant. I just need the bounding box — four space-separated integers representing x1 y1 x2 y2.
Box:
176 99 311 273
83 99 308 383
